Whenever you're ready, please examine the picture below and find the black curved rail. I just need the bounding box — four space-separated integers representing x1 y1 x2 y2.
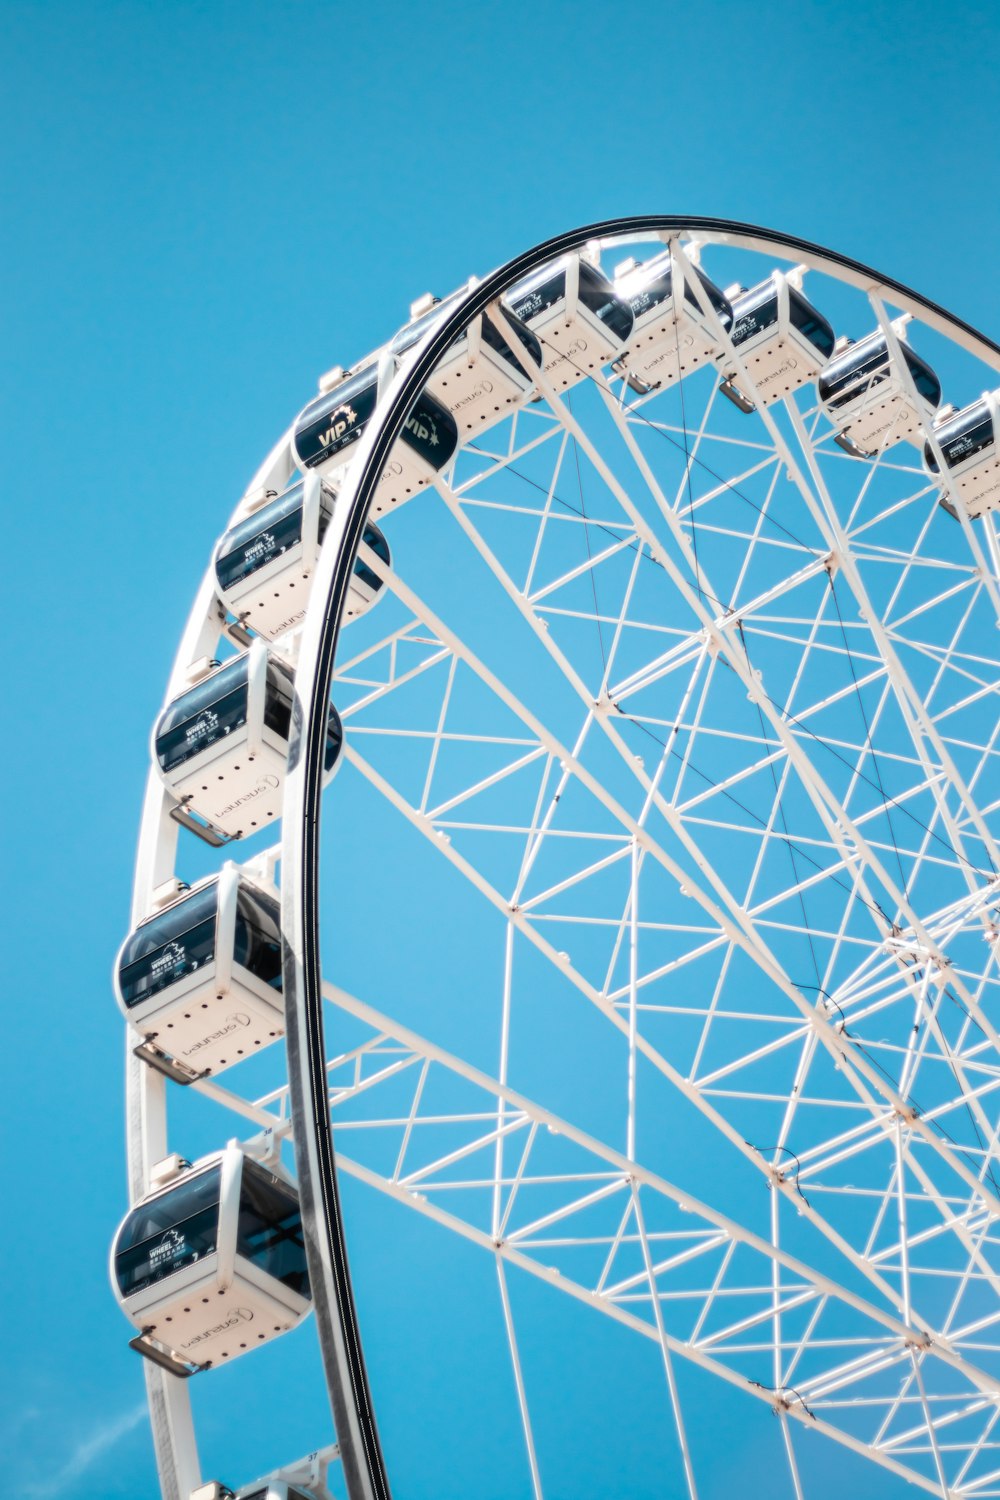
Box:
279 216 1000 1500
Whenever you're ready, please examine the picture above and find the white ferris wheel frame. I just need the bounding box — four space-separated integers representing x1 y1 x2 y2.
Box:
122 217 1000 1500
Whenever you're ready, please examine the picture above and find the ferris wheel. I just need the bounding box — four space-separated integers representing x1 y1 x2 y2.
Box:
111 217 1000 1500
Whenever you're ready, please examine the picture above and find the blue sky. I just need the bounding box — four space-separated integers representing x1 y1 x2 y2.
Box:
4 1 1000 1496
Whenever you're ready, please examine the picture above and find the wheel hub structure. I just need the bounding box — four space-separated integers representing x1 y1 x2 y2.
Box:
117 219 1000 1500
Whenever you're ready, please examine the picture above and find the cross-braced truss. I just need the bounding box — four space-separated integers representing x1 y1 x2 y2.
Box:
307 287 1000 1495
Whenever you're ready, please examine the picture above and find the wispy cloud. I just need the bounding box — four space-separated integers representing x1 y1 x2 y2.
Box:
22 1402 147 1498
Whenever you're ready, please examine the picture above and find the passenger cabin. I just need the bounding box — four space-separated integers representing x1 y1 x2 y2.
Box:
925 392 1000 519
504 254 633 393
818 325 942 457
114 864 283 1080
111 1146 311 1375
391 290 542 437
612 250 733 393
153 641 342 839
214 476 390 639
238 1486 318 1500
718 270 835 410
293 365 458 517
195 1481 320 1500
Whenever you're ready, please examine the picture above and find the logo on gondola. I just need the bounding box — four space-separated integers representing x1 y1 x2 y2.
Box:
150 1228 185 1267
317 403 358 450
734 313 764 342
184 1013 252 1057
183 1307 254 1349
453 379 494 412
512 291 544 319
151 940 185 977
757 358 799 390
543 338 588 375
404 409 440 447
245 531 277 562
186 709 218 746
646 337 693 373
274 606 307 636
214 774 281 821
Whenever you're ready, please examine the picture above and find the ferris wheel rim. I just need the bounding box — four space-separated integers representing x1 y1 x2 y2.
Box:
124 214 1000 1500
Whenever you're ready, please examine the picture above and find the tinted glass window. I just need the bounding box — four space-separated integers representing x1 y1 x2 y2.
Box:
903 346 942 407
681 268 733 334
353 523 389 594
508 259 633 343
263 660 294 743
391 297 540 379
731 285 779 346
622 255 731 335
216 484 308 591
398 392 458 470
155 657 250 773
481 307 542 377
262 658 341 770
294 370 380 471
820 333 939 410
621 252 673 318
118 883 219 1009
115 1167 221 1297
507 261 567 323
324 704 343 773
234 885 282 990
237 1161 310 1298
390 299 449 357
788 288 835 358
576 262 633 342
819 335 891 408
930 401 995 471
240 1488 312 1500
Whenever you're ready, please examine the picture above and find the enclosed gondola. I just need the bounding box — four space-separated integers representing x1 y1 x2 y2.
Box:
611 249 733 393
717 269 836 410
818 323 942 457
391 288 542 438
111 1146 311 1376
504 253 633 393
214 476 391 639
114 864 283 1080
236 1485 320 1500
293 364 458 516
194 1482 321 1500
924 391 1000 519
152 640 342 839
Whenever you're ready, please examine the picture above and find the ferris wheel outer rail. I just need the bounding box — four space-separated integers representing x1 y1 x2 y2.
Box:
126 215 1000 1500
281 215 1000 1500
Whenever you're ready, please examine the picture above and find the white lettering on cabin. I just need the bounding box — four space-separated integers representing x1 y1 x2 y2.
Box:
316 403 358 450
513 291 544 319
151 940 186 976
405 411 440 447
149 1228 185 1267
245 531 277 562
186 710 219 746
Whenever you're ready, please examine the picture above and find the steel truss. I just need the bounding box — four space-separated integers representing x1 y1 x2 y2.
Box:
123 220 1000 1500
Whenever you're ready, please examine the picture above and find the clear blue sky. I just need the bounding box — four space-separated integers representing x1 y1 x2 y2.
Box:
4 2 1000 1495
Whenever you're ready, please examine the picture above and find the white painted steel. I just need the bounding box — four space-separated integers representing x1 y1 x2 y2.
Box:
121 219 1000 1500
